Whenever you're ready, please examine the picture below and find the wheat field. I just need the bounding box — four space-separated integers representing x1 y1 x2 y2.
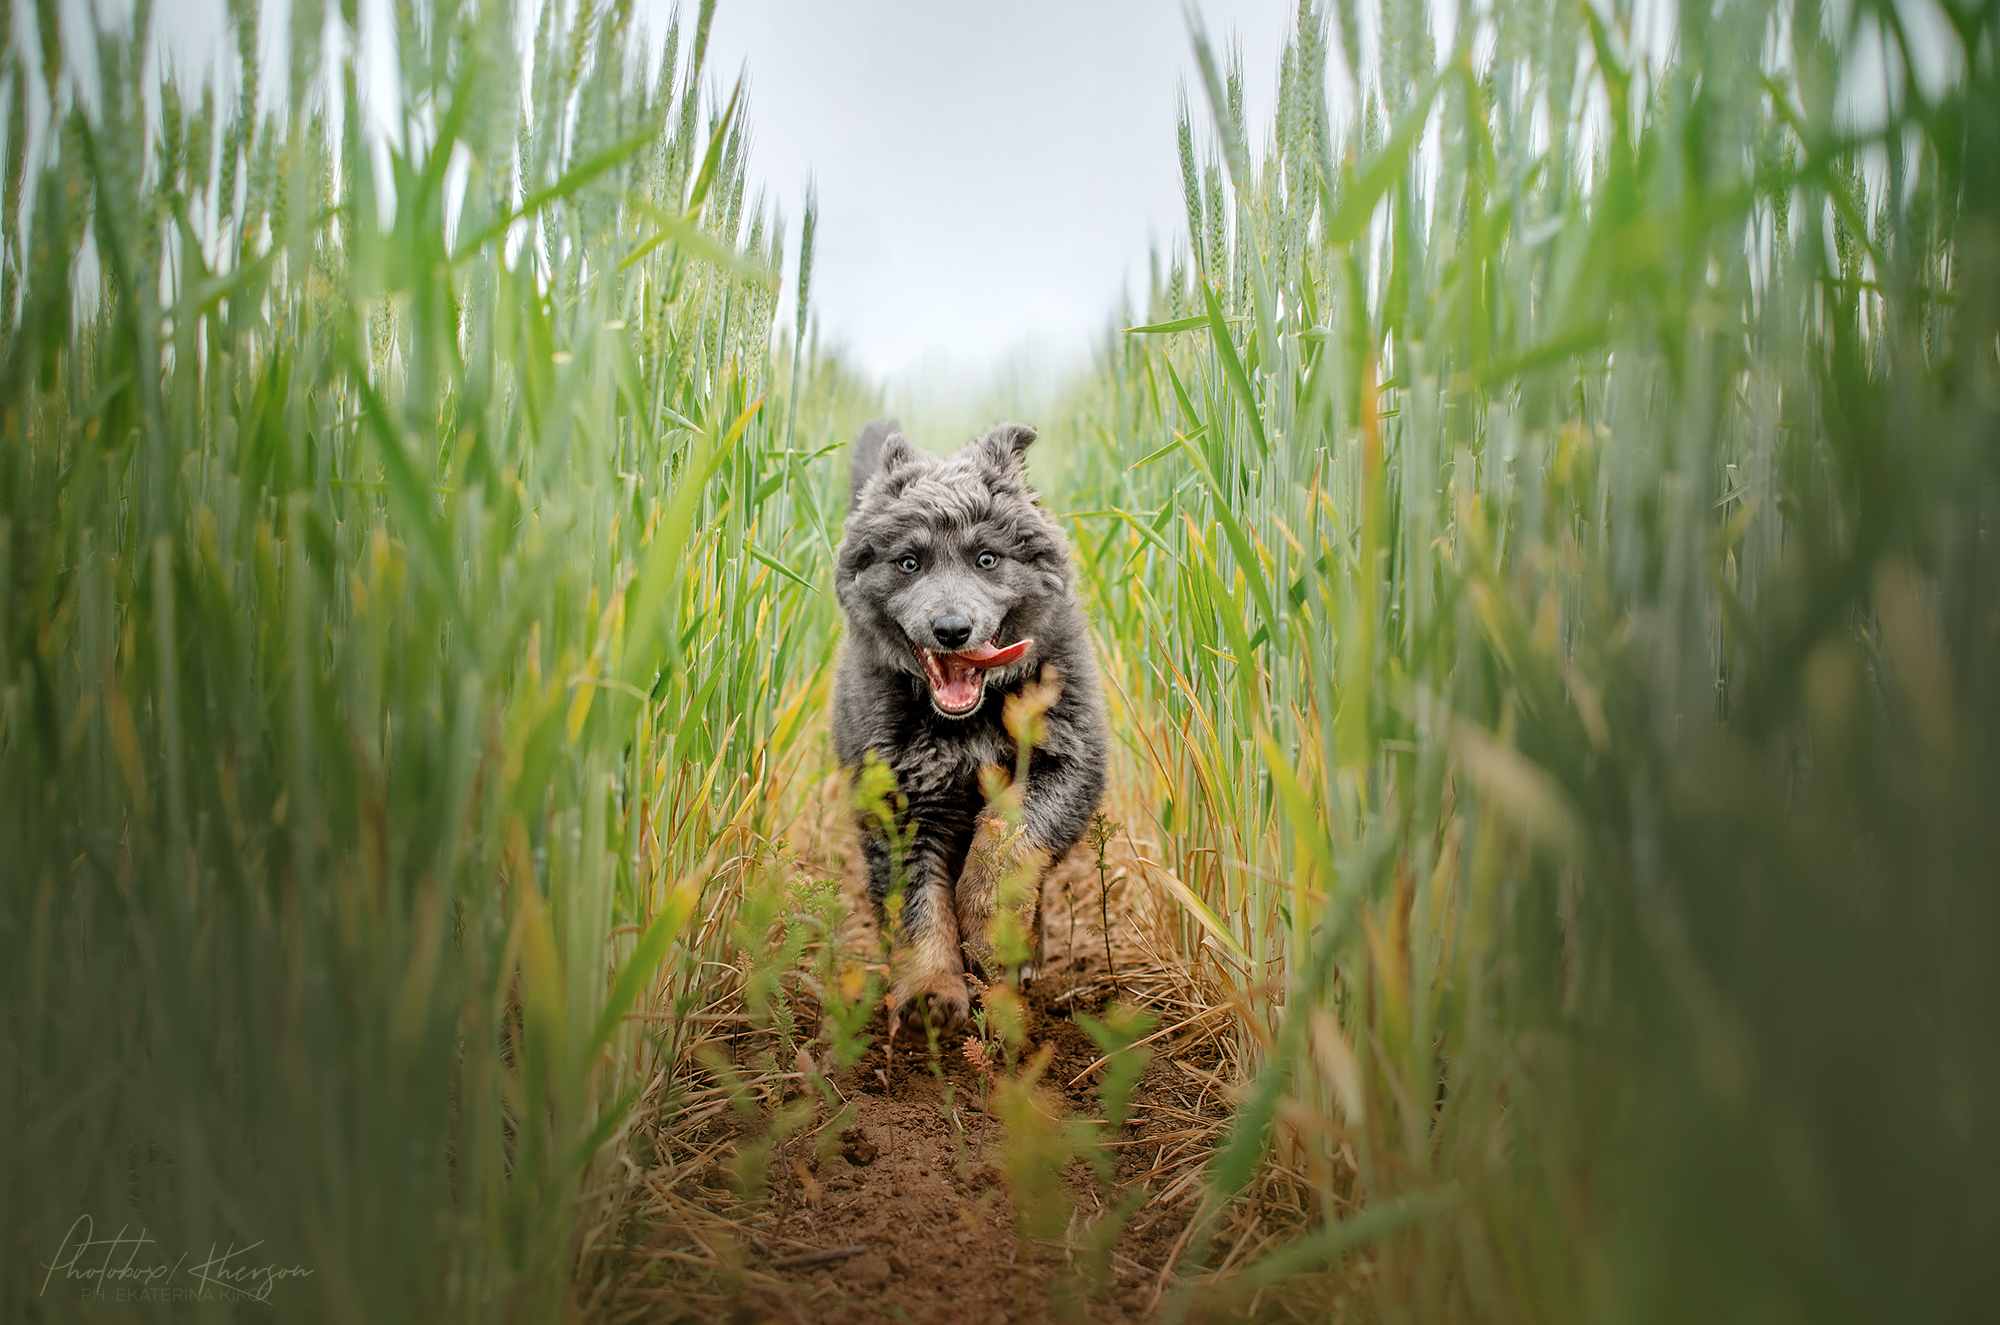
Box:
3 0 1995 1321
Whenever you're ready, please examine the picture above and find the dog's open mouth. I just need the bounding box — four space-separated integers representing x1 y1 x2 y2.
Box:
915 639 1032 716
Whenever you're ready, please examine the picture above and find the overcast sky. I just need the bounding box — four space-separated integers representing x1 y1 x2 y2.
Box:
681 1 1293 388
134 0 1297 394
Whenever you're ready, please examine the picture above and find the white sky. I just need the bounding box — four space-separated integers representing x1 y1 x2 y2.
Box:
127 0 1294 397
683 1 1293 387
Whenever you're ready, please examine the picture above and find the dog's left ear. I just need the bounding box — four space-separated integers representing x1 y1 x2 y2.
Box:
974 422 1037 481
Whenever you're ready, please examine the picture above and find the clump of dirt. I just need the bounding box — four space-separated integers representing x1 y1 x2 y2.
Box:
837 1125 878 1167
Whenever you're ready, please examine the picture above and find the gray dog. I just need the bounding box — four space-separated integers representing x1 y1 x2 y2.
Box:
833 419 1108 1035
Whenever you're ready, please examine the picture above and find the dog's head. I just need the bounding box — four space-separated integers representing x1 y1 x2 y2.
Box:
835 422 1074 719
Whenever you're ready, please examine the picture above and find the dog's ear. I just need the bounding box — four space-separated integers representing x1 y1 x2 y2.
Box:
857 428 929 503
974 422 1037 482
879 431 926 481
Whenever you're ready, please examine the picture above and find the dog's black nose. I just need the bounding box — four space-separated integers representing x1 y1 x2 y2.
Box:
931 614 973 650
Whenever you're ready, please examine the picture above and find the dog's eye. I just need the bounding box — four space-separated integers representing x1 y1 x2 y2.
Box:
976 551 998 570
897 555 920 573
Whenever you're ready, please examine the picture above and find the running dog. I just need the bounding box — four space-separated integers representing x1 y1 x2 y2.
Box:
832 419 1108 1036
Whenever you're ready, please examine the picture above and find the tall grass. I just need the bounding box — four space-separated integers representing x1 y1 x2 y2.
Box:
0 0 851 1318
1043 0 1998 1317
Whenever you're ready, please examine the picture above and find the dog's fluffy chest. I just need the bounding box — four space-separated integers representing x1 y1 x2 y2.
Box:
882 689 1015 798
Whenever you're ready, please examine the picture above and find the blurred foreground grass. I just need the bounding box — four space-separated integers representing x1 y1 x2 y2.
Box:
1040 0 1999 1318
0 0 854 1317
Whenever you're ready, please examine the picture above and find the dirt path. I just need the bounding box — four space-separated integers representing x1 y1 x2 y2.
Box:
750 991 1151 1323
584 823 1306 1324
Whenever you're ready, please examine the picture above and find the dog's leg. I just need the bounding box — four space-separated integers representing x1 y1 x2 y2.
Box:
958 705 1105 985
956 806 1053 984
888 870 970 1038
864 822 973 1039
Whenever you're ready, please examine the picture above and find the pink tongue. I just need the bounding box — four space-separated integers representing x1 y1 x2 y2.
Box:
951 639 1032 670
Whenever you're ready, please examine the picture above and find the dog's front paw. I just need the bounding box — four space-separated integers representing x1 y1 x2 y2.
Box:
888 970 971 1040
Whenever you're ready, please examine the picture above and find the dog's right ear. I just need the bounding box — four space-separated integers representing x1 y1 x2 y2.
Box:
971 422 1038 493
975 422 1037 469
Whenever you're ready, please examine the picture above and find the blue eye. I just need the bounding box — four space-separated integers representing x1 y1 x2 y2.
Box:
976 551 998 570
897 555 920 573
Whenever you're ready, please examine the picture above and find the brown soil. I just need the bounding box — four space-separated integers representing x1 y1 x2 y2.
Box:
761 988 1164 1324
584 816 1336 1324
595 979 1224 1325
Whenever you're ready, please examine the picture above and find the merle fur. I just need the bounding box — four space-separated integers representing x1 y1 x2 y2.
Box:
832 419 1109 966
